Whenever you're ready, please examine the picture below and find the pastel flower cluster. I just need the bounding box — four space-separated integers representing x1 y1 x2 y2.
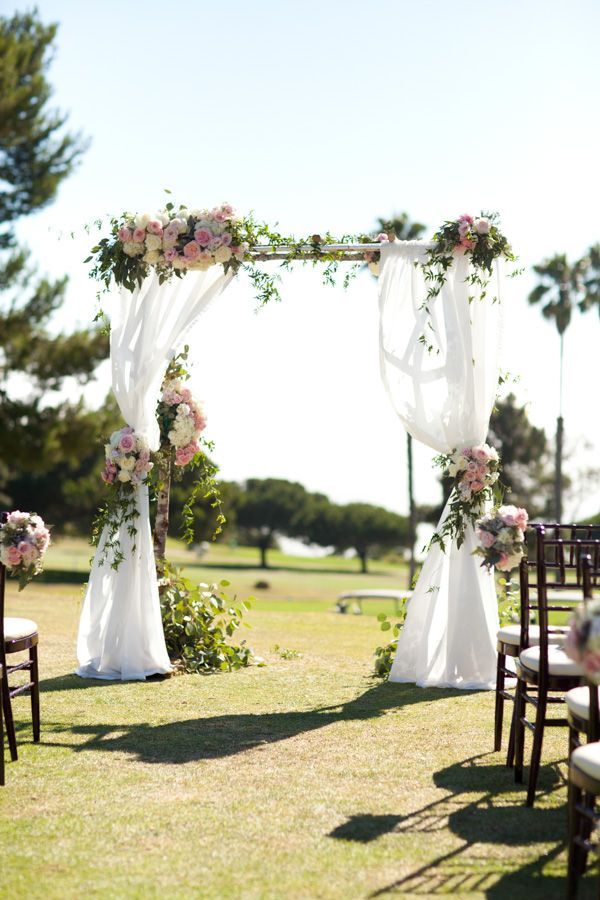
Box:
0 511 50 588
455 214 491 251
363 232 389 277
474 504 529 572
565 599 600 682
102 427 153 487
116 203 249 273
160 378 207 466
446 443 500 503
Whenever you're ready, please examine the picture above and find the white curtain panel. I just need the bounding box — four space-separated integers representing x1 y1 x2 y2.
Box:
378 241 503 689
77 268 233 680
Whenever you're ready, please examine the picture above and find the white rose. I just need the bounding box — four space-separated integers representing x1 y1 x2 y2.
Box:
214 245 233 264
0 548 10 565
143 250 161 264
134 213 151 229
123 241 145 257
455 455 469 471
119 456 136 471
118 471 131 483
497 528 513 545
145 234 162 251
447 462 459 477
172 257 187 269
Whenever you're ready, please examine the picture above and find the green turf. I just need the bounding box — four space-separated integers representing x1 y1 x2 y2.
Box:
0 540 595 898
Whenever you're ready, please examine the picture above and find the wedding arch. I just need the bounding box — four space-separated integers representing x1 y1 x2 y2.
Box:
76 204 516 690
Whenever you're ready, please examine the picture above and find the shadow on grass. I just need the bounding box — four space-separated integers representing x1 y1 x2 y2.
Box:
340 753 573 898
41 681 464 762
37 568 88 585
182 561 392 577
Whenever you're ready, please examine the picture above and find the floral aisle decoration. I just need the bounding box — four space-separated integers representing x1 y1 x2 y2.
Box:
474 505 529 573
431 443 502 551
565 600 600 681
158 376 207 468
94 426 153 569
0 511 51 590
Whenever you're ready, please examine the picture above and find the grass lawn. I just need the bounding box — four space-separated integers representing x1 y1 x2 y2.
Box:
1 539 595 898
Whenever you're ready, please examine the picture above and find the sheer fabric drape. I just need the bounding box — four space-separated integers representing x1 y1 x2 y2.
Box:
77 268 233 680
378 241 503 689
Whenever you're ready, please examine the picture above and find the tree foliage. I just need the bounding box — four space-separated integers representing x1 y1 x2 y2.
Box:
235 478 309 568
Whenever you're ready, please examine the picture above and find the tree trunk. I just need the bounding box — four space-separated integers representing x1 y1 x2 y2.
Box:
555 332 564 524
153 457 172 574
407 432 417 589
358 550 368 574
259 542 269 569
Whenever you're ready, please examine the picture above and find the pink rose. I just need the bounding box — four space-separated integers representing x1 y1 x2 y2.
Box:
496 552 510 571
376 233 389 243
221 204 234 218
118 226 133 242
460 239 476 251
475 218 490 235
479 531 496 549
164 248 178 262
194 228 213 246
17 541 31 555
212 210 227 223
458 221 471 239
181 388 192 402
146 220 163 235
458 214 473 224
118 433 135 452
183 241 200 260
221 232 232 246
163 225 179 244
471 480 484 492
209 236 223 250
515 508 529 530
132 227 146 242
7 546 22 566
474 448 489 462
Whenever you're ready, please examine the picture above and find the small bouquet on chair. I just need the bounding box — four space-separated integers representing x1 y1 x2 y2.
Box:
565 600 600 682
473 505 529 572
0 511 51 590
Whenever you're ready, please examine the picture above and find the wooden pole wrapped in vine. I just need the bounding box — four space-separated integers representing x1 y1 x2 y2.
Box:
153 456 172 572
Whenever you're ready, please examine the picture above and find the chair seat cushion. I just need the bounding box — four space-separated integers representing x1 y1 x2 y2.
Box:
4 616 38 642
519 644 583 677
566 686 590 721
497 624 569 647
571 742 600 782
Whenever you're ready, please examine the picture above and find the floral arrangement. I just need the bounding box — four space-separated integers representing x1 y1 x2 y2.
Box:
431 443 503 550
0 511 51 590
565 600 600 682
419 212 518 353
158 378 207 467
474 504 529 572
363 232 390 277
102 426 153 487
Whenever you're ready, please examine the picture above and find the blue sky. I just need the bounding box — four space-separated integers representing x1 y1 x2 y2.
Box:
9 0 600 518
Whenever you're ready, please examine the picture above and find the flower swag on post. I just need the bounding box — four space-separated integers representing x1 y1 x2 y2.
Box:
431 443 502 551
0 511 51 590
94 426 153 569
474 505 529 573
418 212 518 354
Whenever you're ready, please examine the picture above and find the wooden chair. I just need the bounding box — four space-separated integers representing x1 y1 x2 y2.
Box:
513 525 600 806
497 523 597 761
566 554 600 757
0 561 40 762
0 662 4 786
567 554 600 897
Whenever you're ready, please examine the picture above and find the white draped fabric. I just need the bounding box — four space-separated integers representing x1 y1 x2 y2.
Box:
77 268 233 680
378 241 503 690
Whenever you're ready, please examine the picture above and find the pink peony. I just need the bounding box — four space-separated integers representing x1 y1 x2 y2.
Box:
7 546 22 566
146 219 163 235
118 226 133 242
132 227 146 242
164 248 178 262
458 214 474 224
183 240 200 260
194 228 213 246
118 433 135 452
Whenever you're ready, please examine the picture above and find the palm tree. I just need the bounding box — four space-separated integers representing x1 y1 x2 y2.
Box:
371 213 427 587
528 252 590 522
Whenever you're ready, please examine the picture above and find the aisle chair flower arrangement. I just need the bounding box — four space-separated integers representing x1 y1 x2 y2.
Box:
0 511 51 589
565 601 600 681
